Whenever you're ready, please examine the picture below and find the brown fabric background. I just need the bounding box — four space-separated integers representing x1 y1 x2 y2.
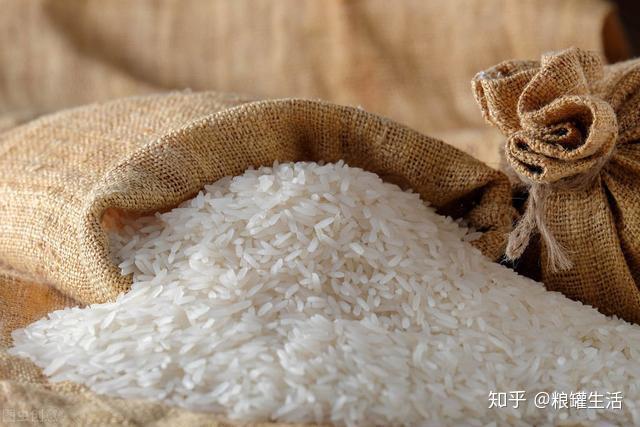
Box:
0 0 627 168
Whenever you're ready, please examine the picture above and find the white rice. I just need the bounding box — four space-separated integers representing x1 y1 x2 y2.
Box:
10 161 640 426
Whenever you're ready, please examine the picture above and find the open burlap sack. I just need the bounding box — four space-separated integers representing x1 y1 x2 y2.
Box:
0 91 513 305
0 91 514 424
473 47 640 324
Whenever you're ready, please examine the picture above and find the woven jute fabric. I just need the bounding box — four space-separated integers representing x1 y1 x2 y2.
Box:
0 0 626 167
473 47 640 324
0 91 514 423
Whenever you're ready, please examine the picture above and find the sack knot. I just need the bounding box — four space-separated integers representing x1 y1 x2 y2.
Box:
473 48 618 270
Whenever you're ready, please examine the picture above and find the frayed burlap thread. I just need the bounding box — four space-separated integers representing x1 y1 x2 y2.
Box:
473 47 640 323
505 182 573 271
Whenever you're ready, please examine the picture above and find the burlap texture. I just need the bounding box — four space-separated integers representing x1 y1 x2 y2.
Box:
0 0 627 167
0 91 514 423
473 47 640 324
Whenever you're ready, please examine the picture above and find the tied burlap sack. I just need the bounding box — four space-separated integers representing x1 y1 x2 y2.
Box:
0 91 514 424
473 47 640 323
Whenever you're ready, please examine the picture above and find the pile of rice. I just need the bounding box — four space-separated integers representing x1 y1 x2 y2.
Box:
10 161 640 426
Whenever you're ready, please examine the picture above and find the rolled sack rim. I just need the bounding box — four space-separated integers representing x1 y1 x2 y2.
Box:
75 97 513 304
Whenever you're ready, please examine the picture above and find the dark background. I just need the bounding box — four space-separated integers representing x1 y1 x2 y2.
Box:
615 0 640 56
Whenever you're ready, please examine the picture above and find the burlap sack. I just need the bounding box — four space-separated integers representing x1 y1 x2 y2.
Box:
0 91 514 424
0 91 513 305
473 47 640 324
